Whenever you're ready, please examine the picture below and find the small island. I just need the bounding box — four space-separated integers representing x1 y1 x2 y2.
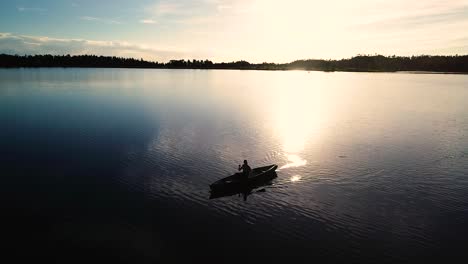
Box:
1 53 467 73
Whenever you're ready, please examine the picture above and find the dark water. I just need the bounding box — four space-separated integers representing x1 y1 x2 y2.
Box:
1 68 468 263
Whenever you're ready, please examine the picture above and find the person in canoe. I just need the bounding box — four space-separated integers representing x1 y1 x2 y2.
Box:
238 160 252 181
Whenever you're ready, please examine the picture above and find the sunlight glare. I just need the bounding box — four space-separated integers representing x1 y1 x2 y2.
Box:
280 154 307 170
290 175 302 182
271 73 325 153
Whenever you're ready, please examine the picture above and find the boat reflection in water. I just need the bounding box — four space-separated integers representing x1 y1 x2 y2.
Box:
209 164 278 201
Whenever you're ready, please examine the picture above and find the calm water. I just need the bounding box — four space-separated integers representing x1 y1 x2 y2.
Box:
1 68 468 263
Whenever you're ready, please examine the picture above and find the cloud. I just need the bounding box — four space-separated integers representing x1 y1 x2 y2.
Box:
148 1 186 16
0 33 186 62
352 2 468 29
140 19 157 24
79 16 122 25
217 4 232 12
4 0 468 63
343 1 468 56
142 0 252 28
154 0 249 15
17 7 47 12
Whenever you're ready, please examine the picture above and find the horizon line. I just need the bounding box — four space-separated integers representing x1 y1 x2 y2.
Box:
2 53 468 65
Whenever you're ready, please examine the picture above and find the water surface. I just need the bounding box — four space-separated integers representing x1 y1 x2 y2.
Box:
1 68 468 263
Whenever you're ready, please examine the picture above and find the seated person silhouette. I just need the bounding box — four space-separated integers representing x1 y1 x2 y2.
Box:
238 160 252 181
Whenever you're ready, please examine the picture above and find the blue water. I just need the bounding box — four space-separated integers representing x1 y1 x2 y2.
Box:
1 68 468 263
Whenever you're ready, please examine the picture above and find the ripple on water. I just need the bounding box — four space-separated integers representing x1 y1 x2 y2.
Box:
4 69 467 262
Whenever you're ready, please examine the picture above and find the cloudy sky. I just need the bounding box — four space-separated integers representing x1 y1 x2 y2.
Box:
1 0 467 62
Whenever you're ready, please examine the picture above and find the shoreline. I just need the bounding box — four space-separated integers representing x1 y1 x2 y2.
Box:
2 54 467 74
1 66 467 75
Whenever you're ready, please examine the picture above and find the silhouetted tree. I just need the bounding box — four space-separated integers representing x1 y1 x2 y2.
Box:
0 54 467 72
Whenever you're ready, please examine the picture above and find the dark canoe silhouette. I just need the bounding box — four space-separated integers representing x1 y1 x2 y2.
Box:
209 164 278 198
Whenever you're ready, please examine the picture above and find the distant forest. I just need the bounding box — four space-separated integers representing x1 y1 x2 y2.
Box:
1 54 467 73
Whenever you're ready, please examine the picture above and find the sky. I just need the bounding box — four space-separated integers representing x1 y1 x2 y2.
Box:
0 0 467 62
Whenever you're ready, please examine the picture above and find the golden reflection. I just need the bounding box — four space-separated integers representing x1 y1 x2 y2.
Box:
280 154 307 170
269 73 326 154
290 175 302 182
258 73 331 174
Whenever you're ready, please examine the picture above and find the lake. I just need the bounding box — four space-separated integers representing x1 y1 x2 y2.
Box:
1 68 468 263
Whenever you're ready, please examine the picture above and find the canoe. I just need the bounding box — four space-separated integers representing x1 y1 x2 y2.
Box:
209 164 278 193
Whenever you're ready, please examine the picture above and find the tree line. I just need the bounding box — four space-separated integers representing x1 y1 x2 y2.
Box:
1 54 467 72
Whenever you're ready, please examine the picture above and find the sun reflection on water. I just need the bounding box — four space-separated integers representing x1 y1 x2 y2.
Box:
290 175 302 182
280 154 307 169
265 74 329 172
266 73 328 156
